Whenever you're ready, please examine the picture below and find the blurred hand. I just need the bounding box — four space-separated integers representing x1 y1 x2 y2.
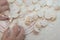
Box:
1 24 25 40
0 14 9 20
0 0 9 13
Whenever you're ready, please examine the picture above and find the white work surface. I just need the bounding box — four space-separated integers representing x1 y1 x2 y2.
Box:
25 12 60 40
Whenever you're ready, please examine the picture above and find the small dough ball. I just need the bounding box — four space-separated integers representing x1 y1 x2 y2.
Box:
7 0 15 3
20 5 27 14
15 0 23 6
25 17 32 26
39 0 46 7
33 21 42 33
9 3 20 18
46 0 60 7
32 0 39 4
54 6 60 11
27 5 34 12
23 0 32 6
45 8 56 21
37 11 44 18
45 13 56 21
25 14 38 26
31 14 38 21
34 4 41 11
40 19 48 27
50 14 56 21
46 0 53 6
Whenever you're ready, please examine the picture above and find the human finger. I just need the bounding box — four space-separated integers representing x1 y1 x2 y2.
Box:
10 24 21 38
16 27 25 40
1 28 9 40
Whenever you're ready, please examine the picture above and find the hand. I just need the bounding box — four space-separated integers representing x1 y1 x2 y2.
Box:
0 14 9 20
0 0 9 13
1 24 25 40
